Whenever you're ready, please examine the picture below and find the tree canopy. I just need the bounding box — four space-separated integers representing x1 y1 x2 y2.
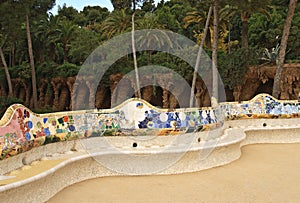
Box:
0 0 298 109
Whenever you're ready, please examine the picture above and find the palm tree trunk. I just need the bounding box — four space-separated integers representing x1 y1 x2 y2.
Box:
212 0 219 105
132 0 136 11
131 12 141 98
272 0 298 99
0 47 13 98
11 43 16 67
190 5 213 107
26 15 38 109
241 12 249 49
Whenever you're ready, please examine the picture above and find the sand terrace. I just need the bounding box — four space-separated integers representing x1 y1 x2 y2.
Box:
48 143 300 202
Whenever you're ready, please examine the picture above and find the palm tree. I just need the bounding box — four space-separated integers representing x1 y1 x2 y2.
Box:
189 5 213 107
135 13 172 61
26 14 38 109
34 15 61 63
0 35 13 98
184 5 228 50
226 0 272 48
272 0 298 98
101 9 131 39
110 0 132 10
57 19 78 63
136 12 164 30
131 12 141 98
212 0 219 105
184 9 213 49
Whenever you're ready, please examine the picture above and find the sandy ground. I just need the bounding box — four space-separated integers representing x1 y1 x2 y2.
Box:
47 143 300 202
0 159 65 185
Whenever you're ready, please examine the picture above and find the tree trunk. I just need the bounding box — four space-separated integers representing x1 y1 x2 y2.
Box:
272 0 297 98
212 0 219 105
132 0 136 11
11 43 16 67
131 12 141 98
241 12 249 49
190 5 213 107
26 15 38 109
0 46 13 98
64 46 69 63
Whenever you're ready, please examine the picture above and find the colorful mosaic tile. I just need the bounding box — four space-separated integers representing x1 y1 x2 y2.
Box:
0 94 299 160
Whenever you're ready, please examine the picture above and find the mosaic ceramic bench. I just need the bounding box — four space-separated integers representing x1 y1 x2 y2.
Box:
0 93 299 160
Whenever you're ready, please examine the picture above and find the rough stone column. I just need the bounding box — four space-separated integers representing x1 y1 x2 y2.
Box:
158 75 172 109
51 78 63 111
25 81 31 108
142 86 153 103
233 85 242 102
162 88 169 109
95 86 107 109
86 79 97 109
280 82 290 100
294 80 300 100
72 81 80 110
169 94 178 109
38 79 48 108
195 81 206 108
67 77 75 110
0 82 8 98
59 87 70 111
195 88 204 108
109 74 123 105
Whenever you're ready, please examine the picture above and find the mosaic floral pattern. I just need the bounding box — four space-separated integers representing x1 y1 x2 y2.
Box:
0 94 299 160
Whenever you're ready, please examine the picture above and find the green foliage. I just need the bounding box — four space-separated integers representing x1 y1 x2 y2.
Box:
56 63 80 77
101 9 131 39
218 48 260 89
0 0 298 109
57 4 79 21
248 4 300 60
82 6 110 23
249 11 284 49
261 43 280 64
286 4 300 60
36 61 58 79
110 0 132 10
31 107 53 114
9 62 31 79
43 135 61 145
155 0 194 37
0 0 297 73
0 97 23 117
141 0 156 12
69 28 101 64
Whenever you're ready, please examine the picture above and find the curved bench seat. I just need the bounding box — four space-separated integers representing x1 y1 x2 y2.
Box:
0 94 299 202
